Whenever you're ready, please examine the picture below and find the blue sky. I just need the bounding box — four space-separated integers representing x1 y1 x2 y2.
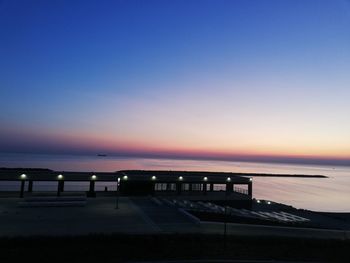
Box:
1 0 350 165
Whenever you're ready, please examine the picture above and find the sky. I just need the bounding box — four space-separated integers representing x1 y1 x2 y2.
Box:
1 0 350 166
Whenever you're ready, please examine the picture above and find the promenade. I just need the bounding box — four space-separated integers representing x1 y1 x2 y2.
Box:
0 196 349 239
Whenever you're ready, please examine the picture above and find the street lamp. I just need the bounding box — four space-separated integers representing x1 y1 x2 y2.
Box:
56 174 64 197
19 174 26 198
116 177 121 209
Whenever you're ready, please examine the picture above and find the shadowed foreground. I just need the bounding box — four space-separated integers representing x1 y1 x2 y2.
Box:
0 234 349 262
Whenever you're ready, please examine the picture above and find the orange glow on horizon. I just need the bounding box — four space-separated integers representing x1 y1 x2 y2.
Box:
2 124 349 163
55 131 350 161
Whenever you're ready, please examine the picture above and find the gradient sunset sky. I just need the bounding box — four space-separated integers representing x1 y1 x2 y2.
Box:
1 0 350 165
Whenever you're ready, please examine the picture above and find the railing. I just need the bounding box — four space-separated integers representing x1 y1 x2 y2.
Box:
233 186 248 195
154 183 250 196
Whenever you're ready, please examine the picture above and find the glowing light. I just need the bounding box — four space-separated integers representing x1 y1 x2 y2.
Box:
178 176 183 181
267 201 271 205
249 178 253 181
226 177 231 182
203 177 208 181
57 174 63 180
257 199 261 203
91 175 97 180
20 174 26 179
151 175 157 180
123 175 128 180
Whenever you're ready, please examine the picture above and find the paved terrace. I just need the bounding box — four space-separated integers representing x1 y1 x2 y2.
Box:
0 196 349 240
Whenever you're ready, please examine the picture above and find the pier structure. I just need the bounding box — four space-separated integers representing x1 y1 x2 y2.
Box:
0 169 252 206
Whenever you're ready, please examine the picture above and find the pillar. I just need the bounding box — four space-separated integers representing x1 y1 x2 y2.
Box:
210 183 214 192
61 181 65 192
87 180 96 197
20 180 25 198
89 180 95 192
226 182 233 193
57 180 64 197
176 182 182 195
189 183 192 192
248 182 253 198
203 183 207 195
28 180 33 193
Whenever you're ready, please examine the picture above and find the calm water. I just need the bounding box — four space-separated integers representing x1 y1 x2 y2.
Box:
1 153 350 212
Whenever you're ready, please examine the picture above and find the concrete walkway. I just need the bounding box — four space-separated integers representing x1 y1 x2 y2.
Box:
0 197 159 236
0 196 349 239
130 197 199 233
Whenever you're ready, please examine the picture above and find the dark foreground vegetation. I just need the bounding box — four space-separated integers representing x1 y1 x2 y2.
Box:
0 234 348 262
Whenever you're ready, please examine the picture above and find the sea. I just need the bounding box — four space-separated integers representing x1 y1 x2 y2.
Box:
0 153 349 212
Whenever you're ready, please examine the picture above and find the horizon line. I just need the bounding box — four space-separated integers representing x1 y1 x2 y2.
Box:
1 150 350 167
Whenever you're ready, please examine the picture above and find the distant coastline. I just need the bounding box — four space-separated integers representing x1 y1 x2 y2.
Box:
239 173 327 178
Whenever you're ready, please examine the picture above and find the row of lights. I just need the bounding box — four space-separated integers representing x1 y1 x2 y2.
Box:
122 175 251 182
122 175 230 181
20 173 253 182
20 174 96 180
256 199 271 205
